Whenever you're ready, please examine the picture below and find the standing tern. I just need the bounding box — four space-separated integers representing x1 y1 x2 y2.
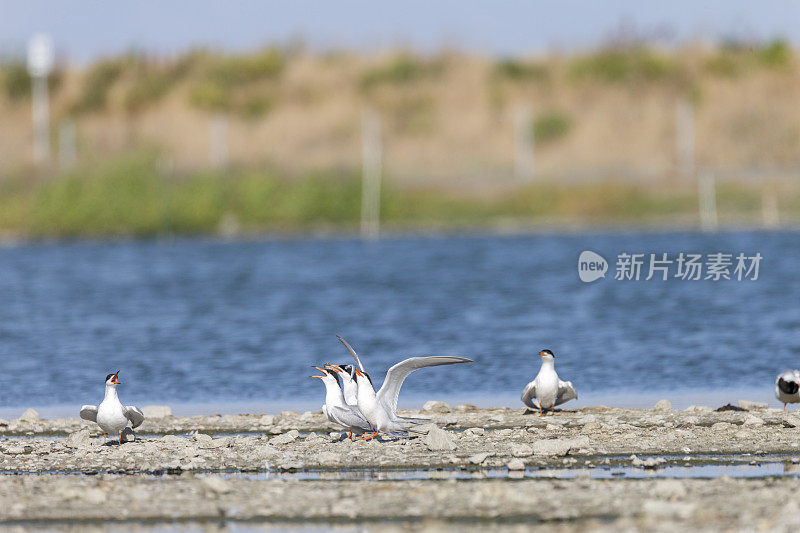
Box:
79 371 145 444
336 336 472 439
521 349 577 416
326 363 359 406
775 370 800 410
311 366 373 438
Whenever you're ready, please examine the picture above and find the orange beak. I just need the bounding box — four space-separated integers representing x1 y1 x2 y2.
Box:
354 368 364 377
111 371 120 384
539 351 545 357
310 366 326 379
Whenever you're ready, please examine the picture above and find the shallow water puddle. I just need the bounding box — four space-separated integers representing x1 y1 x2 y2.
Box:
215 458 800 482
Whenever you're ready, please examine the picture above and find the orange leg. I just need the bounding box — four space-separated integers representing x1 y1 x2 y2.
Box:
538 405 544 417
358 431 379 442
347 430 352 439
103 433 108 441
119 432 123 444
784 403 788 411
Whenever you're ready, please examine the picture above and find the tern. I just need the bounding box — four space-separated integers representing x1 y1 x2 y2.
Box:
521 349 577 416
336 336 473 439
79 371 144 444
325 363 358 406
311 366 373 438
775 370 800 410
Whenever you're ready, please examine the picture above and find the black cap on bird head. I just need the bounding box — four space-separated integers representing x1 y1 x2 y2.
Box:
539 349 554 358
311 366 340 388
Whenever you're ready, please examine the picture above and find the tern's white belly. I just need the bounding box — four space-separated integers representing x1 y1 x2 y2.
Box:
96 401 128 434
536 375 559 409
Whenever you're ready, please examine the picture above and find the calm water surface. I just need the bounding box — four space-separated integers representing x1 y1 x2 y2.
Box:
0 231 797 414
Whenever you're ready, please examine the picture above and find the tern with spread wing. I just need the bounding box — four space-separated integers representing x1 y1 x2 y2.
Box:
775 370 800 410
521 349 577 416
79 371 144 444
337 335 473 439
311 366 373 438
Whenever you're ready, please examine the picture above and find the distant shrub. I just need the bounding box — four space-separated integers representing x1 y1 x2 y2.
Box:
493 59 549 81
703 51 742 77
123 58 189 112
238 94 273 119
532 110 572 143
758 39 791 68
1 61 31 100
188 81 230 111
1 61 61 100
72 59 124 113
568 47 675 83
360 53 442 90
206 47 285 87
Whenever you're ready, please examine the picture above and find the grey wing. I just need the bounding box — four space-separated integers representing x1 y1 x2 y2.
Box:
79 405 98 422
554 380 578 406
337 335 366 373
328 405 373 432
521 381 537 408
376 356 473 415
123 406 145 428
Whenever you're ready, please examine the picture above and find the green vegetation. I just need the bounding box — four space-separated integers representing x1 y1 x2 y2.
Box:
1 61 31 100
493 59 549 81
532 110 573 143
568 47 677 83
71 59 125 113
186 47 284 116
360 53 442 90
0 153 791 238
705 39 793 78
1 60 61 101
758 39 792 68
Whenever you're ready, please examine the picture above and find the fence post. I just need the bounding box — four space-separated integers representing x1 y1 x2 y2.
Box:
58 120 77 167
361 108 382 240
761 180 780 228
27 34 54 166
676 98 694 179
513 105 534 181
698 171 718 232
209 112 229 168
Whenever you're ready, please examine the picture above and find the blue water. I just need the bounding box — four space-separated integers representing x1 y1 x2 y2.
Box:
0 231 797 414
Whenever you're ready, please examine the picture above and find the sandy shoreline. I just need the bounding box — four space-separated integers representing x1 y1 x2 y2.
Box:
2 402 800 530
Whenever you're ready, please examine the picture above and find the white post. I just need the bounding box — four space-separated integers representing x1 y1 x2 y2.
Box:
361 108 382 240
698 171 718 232
27 34 54 166
209 112 229 168
513 105 534 180
761 180 780 228
676 98 694 179
58 120 77 167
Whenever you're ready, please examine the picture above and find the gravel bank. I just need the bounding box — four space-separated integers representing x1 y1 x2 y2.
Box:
1 403 799 530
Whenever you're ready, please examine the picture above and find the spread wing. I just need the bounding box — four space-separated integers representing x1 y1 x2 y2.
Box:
521 381 537 408
337 335 365 373
328 405 373 432
79 405 98 422
376 356 473 415
123 406 145 428
555 380 578 406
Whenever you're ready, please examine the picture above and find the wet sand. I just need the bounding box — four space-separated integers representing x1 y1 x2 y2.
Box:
1 402 800 530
